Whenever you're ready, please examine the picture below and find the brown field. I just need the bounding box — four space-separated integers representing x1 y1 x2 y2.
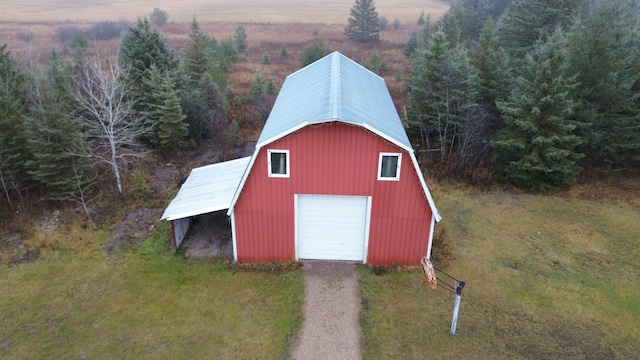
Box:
0 0 449 24
0 1 446 138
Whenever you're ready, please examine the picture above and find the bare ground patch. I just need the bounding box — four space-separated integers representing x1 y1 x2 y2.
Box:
180 211 233 260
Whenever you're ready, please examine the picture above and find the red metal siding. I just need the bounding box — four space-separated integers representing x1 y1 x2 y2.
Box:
233 122 433 265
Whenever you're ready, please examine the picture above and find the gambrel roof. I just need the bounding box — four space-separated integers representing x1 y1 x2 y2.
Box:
256 51 412 150
229 52 441 221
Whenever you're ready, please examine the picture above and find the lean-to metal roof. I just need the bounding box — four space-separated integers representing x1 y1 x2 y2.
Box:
256 51 412 150
161 157 250 221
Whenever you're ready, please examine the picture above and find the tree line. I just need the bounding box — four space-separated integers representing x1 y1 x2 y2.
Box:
404 0 640 191
0 17 250 212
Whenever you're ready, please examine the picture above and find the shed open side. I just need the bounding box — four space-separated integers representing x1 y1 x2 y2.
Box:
161 156 250 250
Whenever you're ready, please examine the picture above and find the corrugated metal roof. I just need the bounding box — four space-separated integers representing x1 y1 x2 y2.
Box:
256 52 412 150
161 157 251 221
230 52 440 222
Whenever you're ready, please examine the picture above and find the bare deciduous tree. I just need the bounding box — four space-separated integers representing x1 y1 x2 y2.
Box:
74 59 148 195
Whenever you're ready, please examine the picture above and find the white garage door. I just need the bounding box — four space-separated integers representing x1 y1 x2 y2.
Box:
296 195 370 261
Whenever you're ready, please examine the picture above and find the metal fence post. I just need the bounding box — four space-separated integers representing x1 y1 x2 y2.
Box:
450 281 465 335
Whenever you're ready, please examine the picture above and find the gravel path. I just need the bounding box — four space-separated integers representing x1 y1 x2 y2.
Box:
290 261 361 360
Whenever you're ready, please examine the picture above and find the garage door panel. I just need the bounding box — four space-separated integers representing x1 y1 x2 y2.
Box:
297 195 369 261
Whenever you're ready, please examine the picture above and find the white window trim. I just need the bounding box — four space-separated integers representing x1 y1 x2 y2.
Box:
377 152 402 181
268 149 290 178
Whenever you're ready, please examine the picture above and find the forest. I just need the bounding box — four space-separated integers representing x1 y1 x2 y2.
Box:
1 0 639 216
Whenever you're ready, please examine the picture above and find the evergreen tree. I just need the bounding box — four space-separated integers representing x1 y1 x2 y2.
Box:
344 0 380 42
139 64 167 145
300 41 331 68
492 29 582 192
407 31 484 171
182 17 223 88
404 30 419 58
0 45 31 203
157 77 191 153
418 10 426 25
499 0 582 61
471 18 513 129
27 50 96 201
118 18 178 90
568 0 640 169
180 17 227 143
181 73 227 143
248 72 265 101
150 8 169 27
265 76 277 95
234 26 248 54
280 44 289 58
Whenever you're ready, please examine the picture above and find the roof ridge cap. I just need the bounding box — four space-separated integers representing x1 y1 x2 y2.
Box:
330 52 341 119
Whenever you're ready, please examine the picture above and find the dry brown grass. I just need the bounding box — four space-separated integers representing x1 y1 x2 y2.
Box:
0 0 449 24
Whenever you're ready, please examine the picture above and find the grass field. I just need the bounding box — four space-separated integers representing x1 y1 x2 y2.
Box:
359 185 640 359
0 226 304 359
2 184 638 358
0 0 449 24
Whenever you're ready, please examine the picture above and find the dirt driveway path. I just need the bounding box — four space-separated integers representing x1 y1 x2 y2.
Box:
290 261 361 360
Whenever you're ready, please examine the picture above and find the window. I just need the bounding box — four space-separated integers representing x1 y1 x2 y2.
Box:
378 153 401 181
268 150 289 177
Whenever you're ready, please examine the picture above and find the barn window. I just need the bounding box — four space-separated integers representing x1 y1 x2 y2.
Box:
268 150 289 177
378 153 401 181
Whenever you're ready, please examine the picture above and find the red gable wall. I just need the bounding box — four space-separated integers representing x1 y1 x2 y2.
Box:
232 122 434 265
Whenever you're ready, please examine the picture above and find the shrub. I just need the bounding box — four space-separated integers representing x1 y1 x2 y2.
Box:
379 16 388 31
16 30 33 42
430 226 455 268
225 260 303 273
262 53 270 64
85 21 125 40
56 25 82 42
128 170 152 199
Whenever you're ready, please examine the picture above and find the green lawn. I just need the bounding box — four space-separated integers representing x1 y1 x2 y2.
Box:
359 189 640 359
0 234 304 359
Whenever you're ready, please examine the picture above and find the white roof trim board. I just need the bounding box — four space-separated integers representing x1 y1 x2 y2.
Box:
161 157 251 221
228 52 441 222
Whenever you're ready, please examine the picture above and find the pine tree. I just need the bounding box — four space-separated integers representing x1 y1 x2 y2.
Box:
300 41 331 68
27 50 96 201
248 72 265 101
492 29 582 192
344 0 380 42
157 77 191 153
471 18 513 129
568 0 640 169
234 26 248 54
265 76 277 95
404 30 419 58
181 73 227 143
500 0 582 61
280 44 289 58
180 17 227 143
118 18 178 90
418 10 426 25
139 64 167 146
182 17 222 88
0 45 32 203
408 31 483 170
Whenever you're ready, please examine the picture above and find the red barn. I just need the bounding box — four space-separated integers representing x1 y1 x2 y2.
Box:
163 52 441 265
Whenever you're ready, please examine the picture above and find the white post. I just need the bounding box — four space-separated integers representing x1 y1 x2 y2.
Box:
450 281 465 335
